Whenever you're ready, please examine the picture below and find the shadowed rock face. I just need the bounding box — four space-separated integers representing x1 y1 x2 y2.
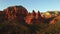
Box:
25 10 59 24
0 5 59 25
25 10 36 24
25 10 44 24
0 11 5 22
50 16 60 24
4 6 28 21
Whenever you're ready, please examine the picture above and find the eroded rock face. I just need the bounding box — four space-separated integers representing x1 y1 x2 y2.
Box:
0 5 60 25
25 10 44 24
36 11 44 23
4 6 28 21
36 11 41 19
50 16 60 24
25 10 36 24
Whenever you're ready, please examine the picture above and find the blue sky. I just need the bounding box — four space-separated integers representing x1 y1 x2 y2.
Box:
0 0 60 12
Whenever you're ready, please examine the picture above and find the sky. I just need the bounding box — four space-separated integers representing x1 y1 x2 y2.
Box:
0 0 60 12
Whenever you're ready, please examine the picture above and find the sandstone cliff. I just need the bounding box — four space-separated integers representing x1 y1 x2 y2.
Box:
0 5 59 25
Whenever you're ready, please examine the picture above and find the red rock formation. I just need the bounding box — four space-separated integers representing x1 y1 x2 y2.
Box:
50 19 55 24
36 11 43 23
31 10 36 18
0 5 60 25
25 10 36 24
25 13 31 24
36 11 41 19
36 11 41 23
25 10 44 24
55 15 60 21
4 7 16 20
50 16 60 24
30 10 36 24
4 6 28 21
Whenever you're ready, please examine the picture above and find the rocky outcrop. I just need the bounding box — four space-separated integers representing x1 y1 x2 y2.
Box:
50 16 60 24
4 6 28 21
36 11 44 23
0 5 60 25
25 10 36 24
36 11 41 19
25 10 44 24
